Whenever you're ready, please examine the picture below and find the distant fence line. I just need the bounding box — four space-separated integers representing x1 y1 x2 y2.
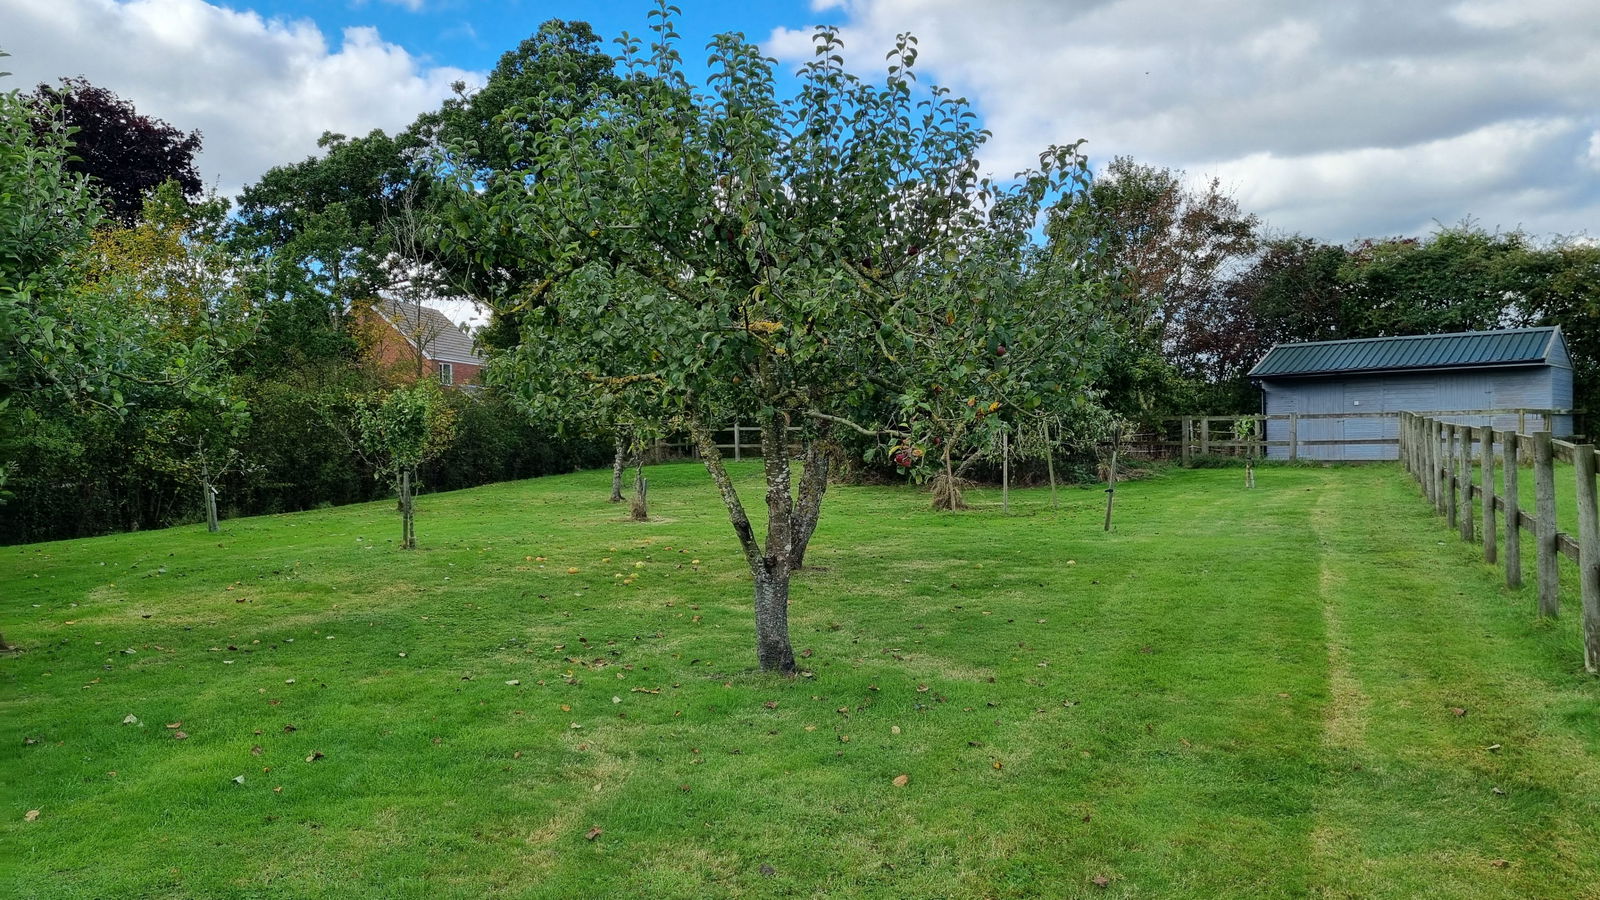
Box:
1397 411 1600 674
648 412 1583 464
649 424 803 462
1127 409 1579 463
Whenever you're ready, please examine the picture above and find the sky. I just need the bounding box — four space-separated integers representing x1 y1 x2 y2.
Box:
4 0 1597 251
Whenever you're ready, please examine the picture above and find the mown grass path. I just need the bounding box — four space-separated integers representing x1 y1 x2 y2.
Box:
3 464 1598 898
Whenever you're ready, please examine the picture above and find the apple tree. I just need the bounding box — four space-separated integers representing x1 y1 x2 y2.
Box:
353 382 457 549
440 7 1106 673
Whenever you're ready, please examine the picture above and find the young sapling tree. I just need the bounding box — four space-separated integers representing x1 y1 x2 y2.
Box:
354 382 456 549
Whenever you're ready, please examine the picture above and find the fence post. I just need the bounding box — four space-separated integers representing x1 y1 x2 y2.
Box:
1534 430 1560 618
1401 413 1412 476
1420 416 1430 481
1424 417 1436 506
1418 415 1428 485
1181 416 1192 466
1504 431 1522 589
1200 417 1211 455
1481 426 1496 564
1446 424 1459 530
733 423 742 461
1409 413 1419 477
1459 425 1475 543
1436 420 1449 515
1288 413 1299 461
1422 417 1431 499
1576 445 1599 673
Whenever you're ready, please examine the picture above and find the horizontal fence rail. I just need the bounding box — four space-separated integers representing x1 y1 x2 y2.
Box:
1398 411 1600 674
649 425 804 461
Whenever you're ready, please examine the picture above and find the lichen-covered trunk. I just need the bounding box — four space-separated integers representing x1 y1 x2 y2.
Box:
753 568 796 671
689 415 797 674
790 437 830 570
609 433 626 503
755 414 798 671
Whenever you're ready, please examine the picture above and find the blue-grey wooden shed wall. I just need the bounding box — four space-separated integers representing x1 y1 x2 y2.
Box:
1252 328 1573 460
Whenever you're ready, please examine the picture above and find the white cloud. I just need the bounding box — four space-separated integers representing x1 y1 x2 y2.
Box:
767 0 1600 241
1 0 480 201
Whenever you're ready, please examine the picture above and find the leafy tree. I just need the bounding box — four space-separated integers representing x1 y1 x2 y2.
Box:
0 79 106 429
445 10 1106 672
1052 156 1258 418
231 129 422 338
1191 235 1351 408
1337 227 1526 336
1509 240 1600 414
0 64 107 647
29 77 202 224
353 382 457 549
420 19 622 349
71 183 257 531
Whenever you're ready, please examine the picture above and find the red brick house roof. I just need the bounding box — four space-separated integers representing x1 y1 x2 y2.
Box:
369 298 484 367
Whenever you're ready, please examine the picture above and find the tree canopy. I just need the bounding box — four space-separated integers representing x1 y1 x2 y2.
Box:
443 9 1109 671
29 77 203 224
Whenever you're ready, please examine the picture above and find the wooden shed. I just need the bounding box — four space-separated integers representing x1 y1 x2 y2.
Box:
1249 327 1574 460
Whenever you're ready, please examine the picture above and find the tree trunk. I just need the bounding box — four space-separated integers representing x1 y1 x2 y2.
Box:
688 417 797 674
400 468 415 550
932 440 967 511
753 568 796 672
1046 427 1059 510
1103 445 1118 531
630 460 649 522
790 435 830 570
1001 429 1010 514
754 413 798 672
204 480 219 533
203 470 219 531
609 432 626 502
200 449 219 533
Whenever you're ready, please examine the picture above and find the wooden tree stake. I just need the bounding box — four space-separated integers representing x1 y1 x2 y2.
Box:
1001 428 1010 515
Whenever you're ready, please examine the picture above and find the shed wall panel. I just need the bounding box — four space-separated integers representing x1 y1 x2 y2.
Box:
1260 364 1566 460
1549 332 1572 368
1551 366 1574 435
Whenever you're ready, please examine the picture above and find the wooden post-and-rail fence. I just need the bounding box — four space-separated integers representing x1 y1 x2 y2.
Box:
649 424 803 462
1398 411 1600 674
1144 409 1574 462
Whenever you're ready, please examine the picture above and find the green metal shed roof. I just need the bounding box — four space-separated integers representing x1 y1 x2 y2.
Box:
1248 327 1565 378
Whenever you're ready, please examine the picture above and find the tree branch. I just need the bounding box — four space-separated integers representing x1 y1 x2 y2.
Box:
687 418 763 573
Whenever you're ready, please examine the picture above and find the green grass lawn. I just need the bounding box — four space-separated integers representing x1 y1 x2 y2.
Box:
4 462 1600 899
